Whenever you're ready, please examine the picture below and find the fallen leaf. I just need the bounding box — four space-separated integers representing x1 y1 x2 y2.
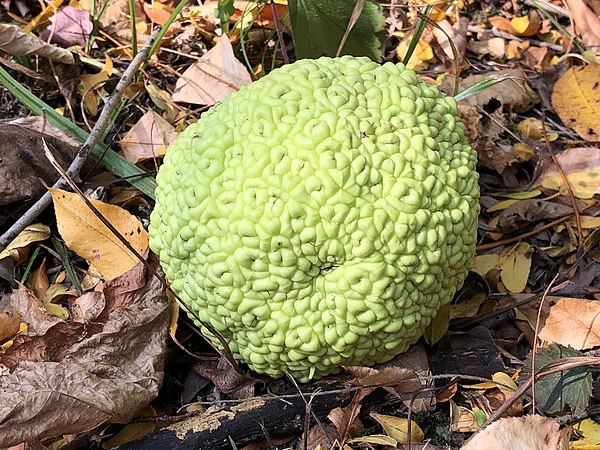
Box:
347 434 397 446
142 1 172 25
119 110 178 163
0 24 75 64
0 123 78 209
496 200 573 232
432 17 468 62
551 64 600 142
0 261 169 447
520 297 600 350
564 0 600 49
396 33 435 70
370 413 424 443
0 225 50 261
172 35 252 106
571 418 600 448
0 308 21 343
450 400 480 432
39 5 93 48
537 146 600 199
50 188 148 281
499 242 532 293
518 344 592 417
70 291 106 324
460 415 569 450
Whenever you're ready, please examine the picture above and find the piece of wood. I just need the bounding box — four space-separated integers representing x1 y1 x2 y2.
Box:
114 380 358 450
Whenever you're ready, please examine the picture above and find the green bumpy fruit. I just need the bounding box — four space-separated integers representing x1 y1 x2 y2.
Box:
149 56 480 382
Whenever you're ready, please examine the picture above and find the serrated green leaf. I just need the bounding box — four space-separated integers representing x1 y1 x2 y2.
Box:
519 344 592 418
288 0 385 60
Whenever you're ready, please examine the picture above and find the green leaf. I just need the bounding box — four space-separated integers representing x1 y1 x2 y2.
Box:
518 344 592 418
288 0 385 60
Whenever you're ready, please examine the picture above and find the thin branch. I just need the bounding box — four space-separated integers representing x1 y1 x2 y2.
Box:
0 27 161 253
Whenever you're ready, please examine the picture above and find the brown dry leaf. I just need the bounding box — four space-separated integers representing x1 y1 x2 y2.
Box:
172 35 252 106
0 123 78 208
522 297 600 350
496 200 573 232
370 413 424 443
119 110 178 163
536 146 600 198
460 415 569 450
467 37 505 60
0 307 21 343
449 400 480 433
50 188 148 281
0 225 50 261
0 24 74 64
192 356 257 399
551 64 600 142
432 17 468 62
142 0 172 25
345 351 433 412
145 82 181 123
70 291 106 324
565 0 600 50
0 261 169 447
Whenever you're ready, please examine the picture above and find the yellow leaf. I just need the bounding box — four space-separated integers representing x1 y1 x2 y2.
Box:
0 224 50 260
492 189 542 199
50 188 148 281
511 16 531 34
499 242 532 293
571 418 600 448
551 64 600 142
542 171 600 199
487 198 520 212
423 301 449 345
370 413 424 443
347 435 397 446
577 216 600 228
396 33 435 71
492 372 517 395
43 302 70 320
473 254 501 276
42 283 79 304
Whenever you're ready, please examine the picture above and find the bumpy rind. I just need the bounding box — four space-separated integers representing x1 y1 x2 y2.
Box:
149 56 480 382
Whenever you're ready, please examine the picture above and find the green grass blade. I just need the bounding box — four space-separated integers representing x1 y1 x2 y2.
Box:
0 64 157 198
402 4 432 66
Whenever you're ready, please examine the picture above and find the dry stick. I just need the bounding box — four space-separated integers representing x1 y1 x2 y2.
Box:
540 109 583 251
0 27 161 253
269 0 289 65
475 202 596 253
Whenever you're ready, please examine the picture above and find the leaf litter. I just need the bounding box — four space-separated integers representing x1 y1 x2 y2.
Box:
0 0 600 449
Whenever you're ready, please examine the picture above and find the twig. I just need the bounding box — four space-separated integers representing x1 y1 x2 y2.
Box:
0 27 161 253
540 109 583 251
475 202 596 252
270 0 289 65
467 25 564 52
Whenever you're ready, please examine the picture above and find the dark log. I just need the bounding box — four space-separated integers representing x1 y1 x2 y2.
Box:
113 380 359 450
